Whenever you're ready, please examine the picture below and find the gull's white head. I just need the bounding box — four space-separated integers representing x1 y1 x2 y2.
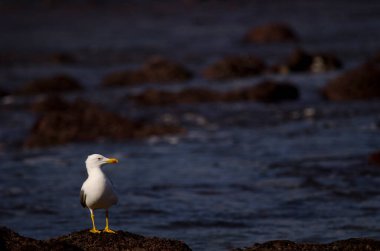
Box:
85 154 119 170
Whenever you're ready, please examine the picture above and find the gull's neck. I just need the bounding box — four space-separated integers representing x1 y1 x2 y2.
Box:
86 164 105 177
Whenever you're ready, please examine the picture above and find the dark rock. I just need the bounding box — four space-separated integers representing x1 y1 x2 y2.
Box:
141 56 193 82
130 80 299 106
17 74 83 95
225 81 299 103
24 99 185 148
102 56 193 87
323 64 380 101
369 150 380 166
30 95 71 112
202 55 266 80
0 226 44 251
102 70 146 87
272 48 342 73
0 227 191 251
131 88 223 106
243 23 298 43
233 238 380 251
278 48 313 72
0 226 79 250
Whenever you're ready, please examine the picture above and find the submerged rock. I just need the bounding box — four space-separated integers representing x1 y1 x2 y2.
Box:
17 74 82 95
0 227 191 251
25 99 185 148
233 238 380 251
102 56 193 87
130 80 299 105
323 64 380 101
202 55 265 80
243 23 298 43
272 48 342 73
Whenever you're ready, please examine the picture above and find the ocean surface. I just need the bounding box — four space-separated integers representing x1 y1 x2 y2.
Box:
1 1 380 250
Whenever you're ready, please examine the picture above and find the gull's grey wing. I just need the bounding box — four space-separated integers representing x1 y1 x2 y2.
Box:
80 189 87 208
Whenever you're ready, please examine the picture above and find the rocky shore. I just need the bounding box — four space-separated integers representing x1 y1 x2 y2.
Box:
0 227 191 251
1 227 380 251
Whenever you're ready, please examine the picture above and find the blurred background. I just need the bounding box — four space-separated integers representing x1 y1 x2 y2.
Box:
1 0 380 250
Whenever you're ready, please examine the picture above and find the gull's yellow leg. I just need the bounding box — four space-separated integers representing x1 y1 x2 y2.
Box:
103 209 116 233
89 209 101 233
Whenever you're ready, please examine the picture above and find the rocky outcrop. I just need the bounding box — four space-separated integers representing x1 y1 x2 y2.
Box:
129 81 299 106
25 98 185 148
322 64 380 101
17 74 82 95
202 55 265 80
272 48 342 74
30 95 71 112
233 238 380 251
3 226 377 251
229 80 299 103
102 56 193 87
0 227 191 251
243 23 298 43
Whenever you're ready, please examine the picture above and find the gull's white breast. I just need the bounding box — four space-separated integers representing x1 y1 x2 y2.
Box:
81 173 118 209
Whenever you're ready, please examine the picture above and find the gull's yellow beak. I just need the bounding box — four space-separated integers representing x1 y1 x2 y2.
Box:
106 158 119 164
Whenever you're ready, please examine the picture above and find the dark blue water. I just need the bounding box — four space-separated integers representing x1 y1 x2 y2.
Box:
1 1 380 250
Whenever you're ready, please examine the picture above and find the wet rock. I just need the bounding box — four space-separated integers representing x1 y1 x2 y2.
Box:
369 150 380 166
0 228 78 250
202 55 266 80
30 95 71 112
130 80 299 106
17 74 83 95
225 81 299 103
102 70 146 87
233 238 380 251
243 23 298 43
131 88 223 106
102 56 193 87
323 64 380 101
24 99 185 148
0 227 191 251
280 49 313 72
272 48 342 73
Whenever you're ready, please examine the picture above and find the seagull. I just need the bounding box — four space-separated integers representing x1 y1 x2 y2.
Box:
80 154 119 233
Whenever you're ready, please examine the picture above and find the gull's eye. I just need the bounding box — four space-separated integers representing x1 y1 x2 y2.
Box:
98 157 102 161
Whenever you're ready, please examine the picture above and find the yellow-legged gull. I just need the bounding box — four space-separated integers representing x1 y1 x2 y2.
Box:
80 154 119 233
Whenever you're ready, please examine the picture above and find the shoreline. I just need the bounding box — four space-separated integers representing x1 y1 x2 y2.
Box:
1 226 379 251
